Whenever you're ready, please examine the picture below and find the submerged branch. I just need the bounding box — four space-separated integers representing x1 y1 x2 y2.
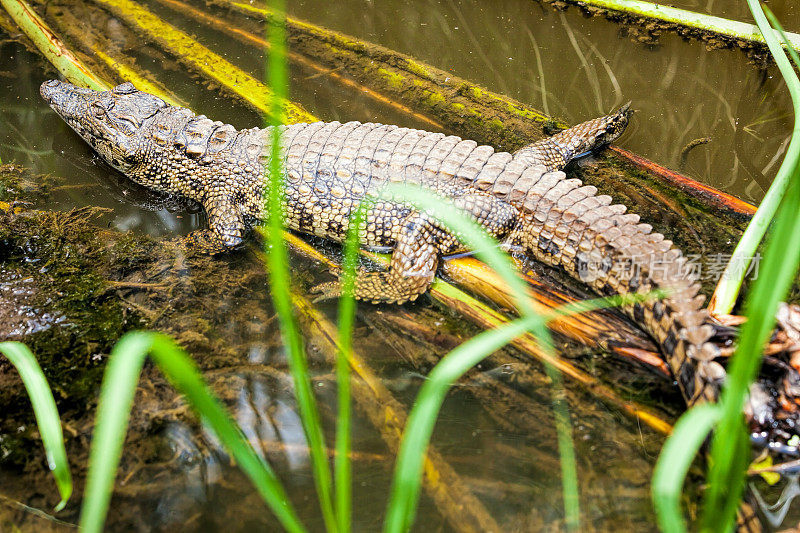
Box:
0 0 107 90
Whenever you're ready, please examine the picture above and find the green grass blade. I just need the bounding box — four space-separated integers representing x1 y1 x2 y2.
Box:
542 289 669 322
651 404 720 533
701 4 800 529
378 185 580 531
79 331 306 533
552 380 579 531
262 2 336 531
763 7 800 78
709 0 800 314
0 341 72 511
384 316 541 533
703 176 800 531
78 332 151 533
335 199 370 532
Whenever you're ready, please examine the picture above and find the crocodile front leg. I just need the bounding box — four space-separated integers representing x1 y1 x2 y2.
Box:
183 195 245 254
315 191 518 303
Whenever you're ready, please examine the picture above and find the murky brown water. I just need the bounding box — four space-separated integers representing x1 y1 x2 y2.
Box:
1 0 798 531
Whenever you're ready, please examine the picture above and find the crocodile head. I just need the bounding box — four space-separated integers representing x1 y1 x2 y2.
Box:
41 80 167 174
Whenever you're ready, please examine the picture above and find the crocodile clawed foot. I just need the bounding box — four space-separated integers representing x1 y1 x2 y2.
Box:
311 281 343 302
180 229 241 255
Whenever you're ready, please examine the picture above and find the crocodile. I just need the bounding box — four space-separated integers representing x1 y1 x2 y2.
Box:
38 80 793 420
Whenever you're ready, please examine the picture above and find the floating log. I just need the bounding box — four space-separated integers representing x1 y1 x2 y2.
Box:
0 0 107 89
88 0 316 123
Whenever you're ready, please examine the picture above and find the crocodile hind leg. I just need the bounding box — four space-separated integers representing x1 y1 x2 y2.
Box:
513 103 632 171
182 195 245 254
312 211 442 303
314 191 518 303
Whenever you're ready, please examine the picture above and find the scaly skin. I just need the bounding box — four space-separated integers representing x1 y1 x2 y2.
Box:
39 80 737 411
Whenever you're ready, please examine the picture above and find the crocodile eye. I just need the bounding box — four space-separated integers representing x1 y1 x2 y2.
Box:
91 102 106 119
112 82 136 95
115 118 137 136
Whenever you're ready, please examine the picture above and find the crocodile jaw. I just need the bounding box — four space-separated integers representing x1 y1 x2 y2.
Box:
41 80 113 158
40 80 97 129
41 79 166 174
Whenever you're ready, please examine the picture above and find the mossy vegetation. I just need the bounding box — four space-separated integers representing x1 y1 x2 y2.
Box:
0 166 145 428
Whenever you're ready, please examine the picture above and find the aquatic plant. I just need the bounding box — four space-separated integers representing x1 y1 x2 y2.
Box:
708 5 800 314
335 198 370 531
703 4 800 528
652 3 800 532
0 342 71 511
260 2 337 531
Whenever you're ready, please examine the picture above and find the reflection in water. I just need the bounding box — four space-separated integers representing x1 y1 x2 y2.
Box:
753 475 800 529
235 375 310 472
156 422 217 526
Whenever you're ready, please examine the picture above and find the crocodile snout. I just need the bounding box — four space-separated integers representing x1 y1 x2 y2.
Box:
40 80 101 123
39 79 62 104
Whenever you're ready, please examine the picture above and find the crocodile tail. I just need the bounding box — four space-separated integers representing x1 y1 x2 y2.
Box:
481 155 723 407
551 198 723 407
473 106 723 408
513 103 633 171
636 249 724 406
